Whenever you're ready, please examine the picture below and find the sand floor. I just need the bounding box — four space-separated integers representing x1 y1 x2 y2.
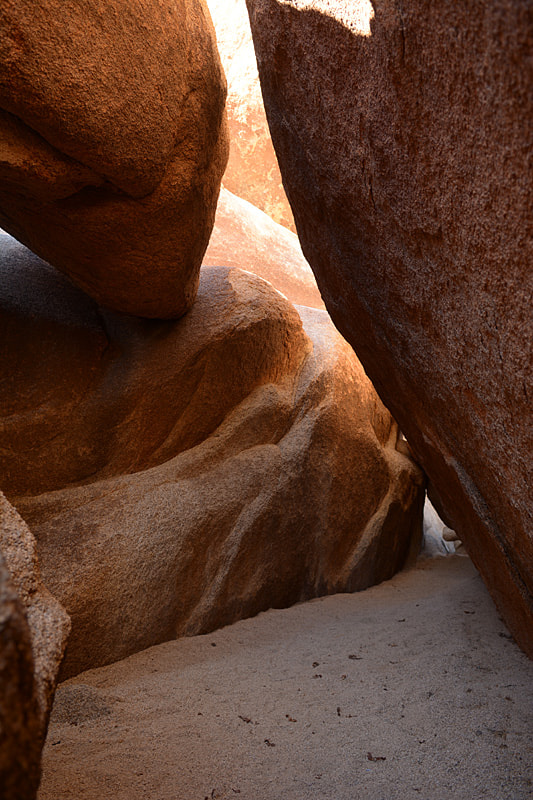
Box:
38 556 532 800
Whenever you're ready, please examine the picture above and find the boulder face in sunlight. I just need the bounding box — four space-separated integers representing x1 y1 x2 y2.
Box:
0 0 228 318
207 0 295 231
245 0 533 654
203 187 324 308
3 236 424 678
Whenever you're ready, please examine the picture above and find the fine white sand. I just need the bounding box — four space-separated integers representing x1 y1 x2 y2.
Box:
38 556 532 800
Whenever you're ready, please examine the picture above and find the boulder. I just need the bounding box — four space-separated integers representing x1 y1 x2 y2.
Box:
0 0 228 318
206 0 295 230
203 187 324 308
245 0 533 655
2 237 424 677
0 492 70 800
0 230 308 498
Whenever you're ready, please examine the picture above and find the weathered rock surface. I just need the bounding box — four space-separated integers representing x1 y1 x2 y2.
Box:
2 236 424 677
203 187 324 308
0 0 228 318
207 0 295 230
246 0 533 655
0 230 307 497
0 492 70 800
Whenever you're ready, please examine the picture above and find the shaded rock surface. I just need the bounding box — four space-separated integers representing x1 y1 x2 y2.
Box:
0 231 307 497
203 187 324 308
0 493 70 800
207 0 295 230
246 0 533 655
3 237 424 678
0 0 228 318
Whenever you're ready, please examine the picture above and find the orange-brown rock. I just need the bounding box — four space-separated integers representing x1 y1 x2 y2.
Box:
203 187 324 308
0 492 70 800
246 0 533 654
3 236 424 677
0 0 228 318
0 230 307 497
206 0 294 231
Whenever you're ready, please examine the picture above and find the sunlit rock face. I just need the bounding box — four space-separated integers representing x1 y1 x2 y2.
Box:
246 0 533 654
0 0 228 318
203 187 323 308
2 235 424 677
207 0 295 231
0 493 70 800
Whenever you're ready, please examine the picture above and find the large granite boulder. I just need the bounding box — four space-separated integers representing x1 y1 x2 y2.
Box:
2 235 424 677
0 493 70 800
0 231 308 497
203 187 324 308
0 0 228 318
206 0 295 230
245 0 533 655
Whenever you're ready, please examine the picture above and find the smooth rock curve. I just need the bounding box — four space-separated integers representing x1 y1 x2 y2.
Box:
0 0 228 318
3 237 424 677
203 187 324 308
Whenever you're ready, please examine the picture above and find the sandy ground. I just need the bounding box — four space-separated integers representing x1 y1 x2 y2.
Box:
38 556 532 800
